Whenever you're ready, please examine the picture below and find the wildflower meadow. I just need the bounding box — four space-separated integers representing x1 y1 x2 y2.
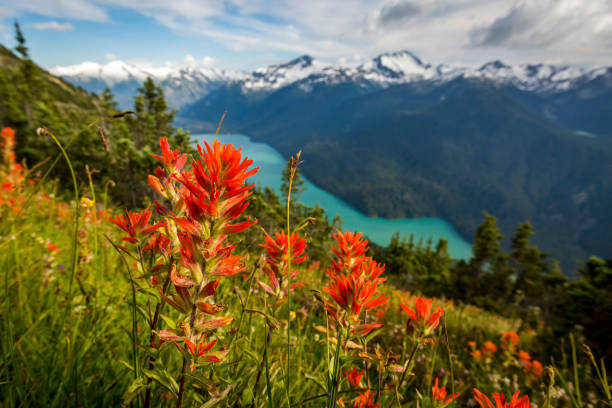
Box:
1 123 611 408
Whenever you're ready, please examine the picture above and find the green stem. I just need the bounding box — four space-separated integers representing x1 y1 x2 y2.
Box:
176 356 188 408
42 128 80 399
394 342 421 407
144 259 174 408
264 324 273 408
329 326 344 408
570 333 583 407
442 315 455 398
285 157 295 407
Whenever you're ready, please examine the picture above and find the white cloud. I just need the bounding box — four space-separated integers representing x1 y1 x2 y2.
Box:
2 0 612 66
33 21 74 31
5 0 107 22
200 56 215 66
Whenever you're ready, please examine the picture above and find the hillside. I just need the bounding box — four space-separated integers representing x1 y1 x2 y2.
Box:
0 43 191 208
179 75 612 270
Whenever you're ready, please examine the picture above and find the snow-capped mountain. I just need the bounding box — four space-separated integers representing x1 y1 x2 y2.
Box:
52 50 610 109
51 60 243 108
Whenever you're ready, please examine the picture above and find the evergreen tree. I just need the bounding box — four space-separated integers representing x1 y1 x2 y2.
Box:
510 221 549 301
472 212 504 263
450 212 510 310
128 77 177 148
13 21 28 59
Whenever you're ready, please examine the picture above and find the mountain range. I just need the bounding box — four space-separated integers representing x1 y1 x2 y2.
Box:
51 51 611 109
53 51 612 270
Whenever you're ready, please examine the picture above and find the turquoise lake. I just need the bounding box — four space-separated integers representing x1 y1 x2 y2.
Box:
193 133 473 260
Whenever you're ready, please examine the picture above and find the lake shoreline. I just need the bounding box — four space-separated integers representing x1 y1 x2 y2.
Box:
192 133 473 260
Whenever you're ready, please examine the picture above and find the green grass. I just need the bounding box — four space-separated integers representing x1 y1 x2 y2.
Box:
1 130 611 408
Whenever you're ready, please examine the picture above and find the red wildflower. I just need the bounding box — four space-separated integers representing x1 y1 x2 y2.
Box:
109 209 166 243
527 360 543 379
323 231 388 337
502 331 520 349
47 243 59 252
482 341 497 357
185 338 217 358
142 233 171 255
432 377 459 406
152 137 188 174
323 269 389 318
259 230 307 296
1 127 15 154
177 140 258 223
473 389 533 408
261 230 308 273
353 390 380 408
400 297 444 336
518 350 531 365
345 367 363 388
330 230 369 275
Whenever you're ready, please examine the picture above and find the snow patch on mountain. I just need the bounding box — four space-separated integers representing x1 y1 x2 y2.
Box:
52 51 611 108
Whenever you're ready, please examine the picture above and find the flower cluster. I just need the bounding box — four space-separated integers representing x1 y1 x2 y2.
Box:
0 127 25 212
259 230 308 298
400 296 444 337
111 137 259 372
473 389 533 408
431 377 459 407
468 333 542 381
323 231 389 336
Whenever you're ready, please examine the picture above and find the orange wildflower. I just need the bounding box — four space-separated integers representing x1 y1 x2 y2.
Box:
47 243 59 252
482 341 497 357
353 390 380 408
473 389 533 408
259 230 308 296
400 297 444 336
502 331 520 349
527 360 543 379
323 231 388 338
109 209 166 243
432 377 459 406
323 268 388 318
345 367 363 388
152 136 188 174
518 350 531 365
330 230 369 274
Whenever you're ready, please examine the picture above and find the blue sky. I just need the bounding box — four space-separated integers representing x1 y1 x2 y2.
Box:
1 0 611 70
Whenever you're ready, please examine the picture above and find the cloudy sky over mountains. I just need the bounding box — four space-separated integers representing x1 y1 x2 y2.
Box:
1 0 611 70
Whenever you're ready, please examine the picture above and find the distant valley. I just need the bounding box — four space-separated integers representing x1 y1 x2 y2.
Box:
54 51 612 270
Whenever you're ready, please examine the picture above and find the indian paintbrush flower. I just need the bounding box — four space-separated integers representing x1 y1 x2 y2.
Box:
432 377 459 406
400 296 444 336
473 389 533 408
345 367 363 388
323 231 388 336
259 230 307 297
353 390 380 408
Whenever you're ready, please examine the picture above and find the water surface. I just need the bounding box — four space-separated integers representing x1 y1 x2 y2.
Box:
193 133 473 260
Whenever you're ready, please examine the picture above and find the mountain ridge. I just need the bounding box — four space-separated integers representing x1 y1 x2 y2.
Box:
52 50 612 108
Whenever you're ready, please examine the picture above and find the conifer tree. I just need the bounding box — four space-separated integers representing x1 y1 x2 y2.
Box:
13 21 28 59
510 221 548 300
